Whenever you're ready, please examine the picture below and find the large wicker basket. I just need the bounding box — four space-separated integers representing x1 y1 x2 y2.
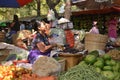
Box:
85 33 108 43
85 33 108 52
0 32 5 42
58 58 66 72
58 53 83 71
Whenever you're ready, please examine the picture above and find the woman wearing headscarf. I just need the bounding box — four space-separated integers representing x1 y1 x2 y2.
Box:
27 21 57 64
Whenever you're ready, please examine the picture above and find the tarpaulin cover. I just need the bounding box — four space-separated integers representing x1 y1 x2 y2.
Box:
0 0 33 8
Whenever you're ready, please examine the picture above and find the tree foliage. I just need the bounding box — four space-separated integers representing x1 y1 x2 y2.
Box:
0 0 66 21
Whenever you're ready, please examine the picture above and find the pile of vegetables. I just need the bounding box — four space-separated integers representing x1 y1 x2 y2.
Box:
83 50 120 80
62 48 80 54
59 50 120 80
0 65 31 80
0 65 57 80
58 61 108 80
107 49 120 61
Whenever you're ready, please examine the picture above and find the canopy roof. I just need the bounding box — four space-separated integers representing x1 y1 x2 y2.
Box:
72 0 120 9
0 0 33 8
72 6 120 16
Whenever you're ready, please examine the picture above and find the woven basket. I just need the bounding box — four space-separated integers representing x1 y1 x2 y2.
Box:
58 53 83 71
85 33 108 43
58 58 66 72
85 41 106 52
85 33 108 52
0 49 11 63
0 32 5 42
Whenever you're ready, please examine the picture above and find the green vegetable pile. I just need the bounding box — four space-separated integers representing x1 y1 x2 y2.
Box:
58 63 108 80
83 50 120 80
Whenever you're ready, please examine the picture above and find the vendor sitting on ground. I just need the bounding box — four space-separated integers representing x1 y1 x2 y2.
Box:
27 21 57 64
89 20 99 34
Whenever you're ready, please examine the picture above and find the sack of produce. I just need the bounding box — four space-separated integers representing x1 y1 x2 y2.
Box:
107 49 120 60
50 28 66 45
74 41 84 51
0 42 29 61
115 37 120 46
32 56 61 77
64 29 74 48
12 30 31 41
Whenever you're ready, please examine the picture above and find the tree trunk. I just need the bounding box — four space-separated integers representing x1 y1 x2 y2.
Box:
46 0 60 18
64 0 71 20
36 0 41 17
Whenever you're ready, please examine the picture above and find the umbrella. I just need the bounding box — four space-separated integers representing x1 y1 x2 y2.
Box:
0 0 33 8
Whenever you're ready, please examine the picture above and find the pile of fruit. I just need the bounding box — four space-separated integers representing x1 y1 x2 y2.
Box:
83 50 120 80
0 65 32 80
0 65 57 80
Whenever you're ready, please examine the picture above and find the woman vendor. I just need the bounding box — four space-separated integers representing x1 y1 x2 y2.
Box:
106 15 118 42
27 21 57 64
89 20 99 34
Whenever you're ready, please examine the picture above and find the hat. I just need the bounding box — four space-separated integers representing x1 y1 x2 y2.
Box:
58 18 70 24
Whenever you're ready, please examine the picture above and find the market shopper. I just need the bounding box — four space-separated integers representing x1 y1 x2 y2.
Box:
5 15 20 43
106 15 118 42
27 21 57 64
10 14 20 33
89 20 99 34
30 19 38 31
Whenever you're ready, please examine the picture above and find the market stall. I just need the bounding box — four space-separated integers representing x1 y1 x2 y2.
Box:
0 25 120 80
0 1 120 80
71 6 120 31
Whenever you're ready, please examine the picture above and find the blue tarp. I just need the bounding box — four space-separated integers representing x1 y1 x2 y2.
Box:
0 0 33 8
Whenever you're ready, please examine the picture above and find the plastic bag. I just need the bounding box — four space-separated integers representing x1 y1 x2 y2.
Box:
79 30 85 41
32 56 61 77
50 28 66 45
47 9 56 21
59 4 65 13
64 30 74 48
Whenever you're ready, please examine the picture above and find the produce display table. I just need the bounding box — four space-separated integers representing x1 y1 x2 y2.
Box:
58 53 83 71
